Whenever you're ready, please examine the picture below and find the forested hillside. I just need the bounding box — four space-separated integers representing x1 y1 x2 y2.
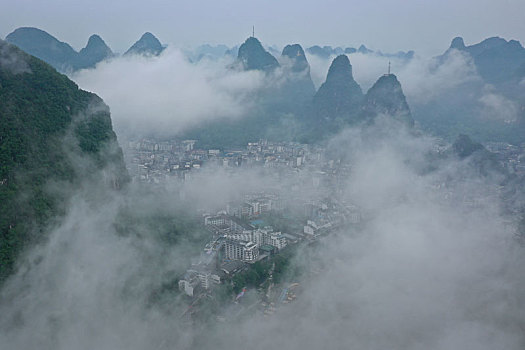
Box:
0 40 128 281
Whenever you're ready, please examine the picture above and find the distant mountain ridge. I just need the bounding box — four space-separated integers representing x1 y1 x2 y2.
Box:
6 27 114 72
5 27 164 72
306 44 414 61
306 54 413 139
5 28 421 146
183 37 414 147
5 27 78 72
413 35 525 144
124 32 164 56
442 36 525 84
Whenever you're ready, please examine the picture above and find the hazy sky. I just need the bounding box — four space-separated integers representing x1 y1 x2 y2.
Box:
1 0 525 55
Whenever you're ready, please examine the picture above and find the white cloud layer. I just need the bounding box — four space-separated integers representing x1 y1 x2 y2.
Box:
1 119 524 349
73 48 265 137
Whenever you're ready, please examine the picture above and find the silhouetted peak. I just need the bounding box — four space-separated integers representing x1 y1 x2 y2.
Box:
141 32 156 40
282 44 306 61
306 45 330 58
373 73 402 88
281 44 310 72
239 37 264 52
77 34 113 69
237 36 279 71
478 36 508 49
358 45 372 54
124 32 163 56
450 37 466 50
5 27 77 72
312 54 363 128
5 27 74 53
361 73 413 126
84 35 107 49
6 27 55 42
326 54 354 82
81 35 112 54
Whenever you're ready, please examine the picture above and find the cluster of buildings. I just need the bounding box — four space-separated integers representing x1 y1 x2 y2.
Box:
203 214 288 263
127 139 365 298
484 142 525 176
226 193 284 218
177 191 362 297
178 191 292 297
156 135 525 307
125 138 326 183
302 200 361 237
126 139 201 183
178 215 289 296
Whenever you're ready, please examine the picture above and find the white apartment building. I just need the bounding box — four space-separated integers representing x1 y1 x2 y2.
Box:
226 227 287 251
224 240 259 262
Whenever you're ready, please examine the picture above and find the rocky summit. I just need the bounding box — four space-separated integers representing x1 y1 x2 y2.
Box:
6 27 114 72
360 73 413 127
312 54 363 127
281 44 310 73
77 34 113 69
124 32 164 56
279 44 316 108
6 27 78 72
237 37 279 72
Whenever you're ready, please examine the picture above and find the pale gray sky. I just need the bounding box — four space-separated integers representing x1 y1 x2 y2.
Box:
1 0 524 55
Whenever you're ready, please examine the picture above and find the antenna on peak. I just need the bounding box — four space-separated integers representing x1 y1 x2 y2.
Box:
388 61 391 75
252 25 255 38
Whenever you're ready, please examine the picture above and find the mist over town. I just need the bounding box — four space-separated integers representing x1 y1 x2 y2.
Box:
1 1 525 349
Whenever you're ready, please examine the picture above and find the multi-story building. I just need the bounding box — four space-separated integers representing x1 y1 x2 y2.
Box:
226 227 287 251
224 240 259 262
204 214 255 236
178 271 201 297
266 231 287 250
179 268 222 296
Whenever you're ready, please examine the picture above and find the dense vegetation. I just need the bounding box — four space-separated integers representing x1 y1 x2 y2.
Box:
231 248 300 293
0 40 127 282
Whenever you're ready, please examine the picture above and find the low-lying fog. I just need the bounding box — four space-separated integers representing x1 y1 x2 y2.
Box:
1 42 524 350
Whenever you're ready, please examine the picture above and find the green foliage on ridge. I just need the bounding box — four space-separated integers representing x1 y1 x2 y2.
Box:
0 40 127 282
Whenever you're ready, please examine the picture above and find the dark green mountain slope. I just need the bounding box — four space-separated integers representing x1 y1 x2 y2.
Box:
0 40 128 281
